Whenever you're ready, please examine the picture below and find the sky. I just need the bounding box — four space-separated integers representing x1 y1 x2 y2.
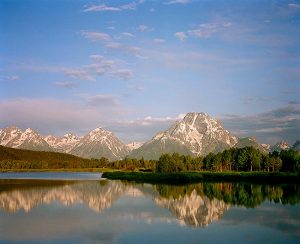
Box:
0 0 299 145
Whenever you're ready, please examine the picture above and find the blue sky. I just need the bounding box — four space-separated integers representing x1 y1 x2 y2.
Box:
0 0 299 144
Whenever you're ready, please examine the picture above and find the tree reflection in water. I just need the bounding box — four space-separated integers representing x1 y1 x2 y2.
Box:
0 179 299 227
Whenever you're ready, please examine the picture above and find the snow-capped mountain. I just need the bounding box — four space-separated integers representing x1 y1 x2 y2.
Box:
271 141 290 152
0 126 22 146
261 143 271 151
1 113 297 161
0 126 52 151
44 133 82 153
130 112 238 159
70 127 129 161
126 142 144 151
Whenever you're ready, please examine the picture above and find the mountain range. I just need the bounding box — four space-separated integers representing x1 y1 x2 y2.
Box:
0 112 299 160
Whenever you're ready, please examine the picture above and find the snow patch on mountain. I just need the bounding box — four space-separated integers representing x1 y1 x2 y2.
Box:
70 127 129 161
126 142 144 151
0 126 52 151
148 112 237 156
271 141 290 152
44 133 82 153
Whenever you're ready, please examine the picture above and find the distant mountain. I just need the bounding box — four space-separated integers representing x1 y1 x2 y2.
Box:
126 142 144 151
70 127 129 161
1 116 297 161
44 133 82 153
0 126 52 151
130 112 237 160
270 141 290 152
261 143 271 151
292 140 300 152
235 137 268 152
129 137 194 160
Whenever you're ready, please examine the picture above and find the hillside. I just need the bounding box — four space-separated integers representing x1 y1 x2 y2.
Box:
0 146 101 169
235 137 268 153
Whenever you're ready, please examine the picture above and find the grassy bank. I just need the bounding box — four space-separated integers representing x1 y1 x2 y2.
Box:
102 171 300 184
0 168 116 173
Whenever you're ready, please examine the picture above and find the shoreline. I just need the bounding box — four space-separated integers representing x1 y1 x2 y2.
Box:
1 170 299 184
102 171 300 184
0 168 115 173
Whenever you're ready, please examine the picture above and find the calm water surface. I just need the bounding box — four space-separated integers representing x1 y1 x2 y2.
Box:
0 172 299 243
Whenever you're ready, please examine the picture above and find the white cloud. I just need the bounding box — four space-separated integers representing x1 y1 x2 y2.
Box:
87 94 119 107
188 22 232 38
221 105 300 144
110 113 187 142
54 81 76 89
86 55 115 73
137 25 148 32
223 22 232 27
106 42 141 55
0 75 20 81
17 55 132 81
8 75 19 81
255 127 286 133
0 97 125 136
129 85 144 91
0 96 180 142
174 32 187 42
121 2 137 10
81 31 111 42
83 4 121 12
121 32 136 38
89 55 105 62
143 114 184 123
64 69 95 81
165 0 191 5
153 38 166 44
112 69 133 80
288 3 300 9
83 1 144 12
85 58 133 79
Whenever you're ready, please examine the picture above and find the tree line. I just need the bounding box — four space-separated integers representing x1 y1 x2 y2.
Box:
0 145 299 173
155 147 300 173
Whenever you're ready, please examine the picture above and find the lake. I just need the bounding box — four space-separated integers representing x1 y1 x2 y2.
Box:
0 172 299 243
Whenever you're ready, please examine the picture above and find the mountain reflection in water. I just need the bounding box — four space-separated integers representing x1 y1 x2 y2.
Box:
0 180 299 228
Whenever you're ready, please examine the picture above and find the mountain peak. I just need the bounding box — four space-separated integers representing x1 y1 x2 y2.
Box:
271 140 290 152
130 112 238 159
44 133 81 153
89 127 108 134
0 126 52 151
92 127 102 131
87 127 112 140
185 112 208 117
25 128 35 133
70 127 129 160
63 133 78 139
182 112 209 124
